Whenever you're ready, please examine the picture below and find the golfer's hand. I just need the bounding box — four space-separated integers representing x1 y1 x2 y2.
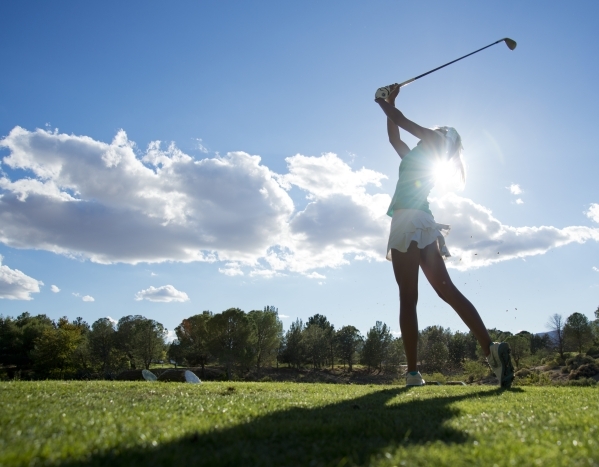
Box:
386 83 400 103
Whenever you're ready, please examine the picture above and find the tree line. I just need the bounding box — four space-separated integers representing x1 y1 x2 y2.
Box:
1 306 597 380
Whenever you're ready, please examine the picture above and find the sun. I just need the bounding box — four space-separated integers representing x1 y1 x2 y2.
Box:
432 159 463 191
433 159 454 187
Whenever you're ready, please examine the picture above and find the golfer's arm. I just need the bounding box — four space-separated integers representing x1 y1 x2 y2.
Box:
376 99 438 143
386 107 410 158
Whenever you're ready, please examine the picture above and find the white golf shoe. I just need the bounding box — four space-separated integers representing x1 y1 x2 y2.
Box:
406 371 425 387
487 342 515 389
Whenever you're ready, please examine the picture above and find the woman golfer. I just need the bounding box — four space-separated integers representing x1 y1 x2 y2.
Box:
374 84 514 388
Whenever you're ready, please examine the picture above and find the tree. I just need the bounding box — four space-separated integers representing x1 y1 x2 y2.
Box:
384 337 406 373
5 313 54 371
134 319 167 369
447 331 477 368
31 317 84 379
307 314 336 369
88 318 117 374
248 307 283 371
303 324 328 369
361 321 392 372
335 326 363 371
208 308 255 380
174 311 212 377
115 315 166 370
281 319 305 369
563 312 593 354
505 335 530 369
546 314 566 360
419 326 450 373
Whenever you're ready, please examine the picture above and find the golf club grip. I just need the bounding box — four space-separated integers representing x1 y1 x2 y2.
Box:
398 78 415 88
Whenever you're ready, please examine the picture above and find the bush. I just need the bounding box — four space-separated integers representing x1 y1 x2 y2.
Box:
423 372 447 384
462 360 488 381
514 372 552 386
567 377 598 387
542 359 561 370
586 347 599 358
568 363 599 380
565 355 595 372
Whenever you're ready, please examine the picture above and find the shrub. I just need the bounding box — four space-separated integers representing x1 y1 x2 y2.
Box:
567 377 598 387
462 360 488 381
586 347 599 358
565 355 595 372
568 363 599 380
423 372 447 384
515 368 532 378
515 372 552 386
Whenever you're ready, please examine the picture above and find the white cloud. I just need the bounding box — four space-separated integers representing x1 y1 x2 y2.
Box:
106 316 118 325
305 272 326 279
593 267 599 273
218 262 244 276
134 284 190 303
515 199 524 205
278 314 290 318
249 269 285 278
166 329 177 343
1 127 598 275
0 127 293 266
507 183 523 195
50 284 60 293
82 295 95 302
194 138 209 154
0 256 43 300
432 193 599 271
586 203 599 223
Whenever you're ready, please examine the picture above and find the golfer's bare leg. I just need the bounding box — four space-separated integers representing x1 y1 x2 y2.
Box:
391 243 421 372
419 241 492 356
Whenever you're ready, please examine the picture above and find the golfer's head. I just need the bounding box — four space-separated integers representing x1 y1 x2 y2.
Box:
433 126 462 160
433 126 466 184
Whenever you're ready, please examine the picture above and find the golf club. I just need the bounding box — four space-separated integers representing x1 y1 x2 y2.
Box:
400 37 517 87
376 38 517 98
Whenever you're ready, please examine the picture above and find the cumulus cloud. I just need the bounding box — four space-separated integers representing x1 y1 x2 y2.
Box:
218 262 244 276
586 203 599 223
515 199 524 205
432 193 599 271
82 295 95 302
106 316 118 326
507 183 523 195
1 127 598 274
0 256 43 300
134 285 190 303
305 272 326 279
0 127 292 265
593 267 599 273
50 284 60 293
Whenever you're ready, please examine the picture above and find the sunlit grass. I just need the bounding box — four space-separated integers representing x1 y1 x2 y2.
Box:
1 381 598 466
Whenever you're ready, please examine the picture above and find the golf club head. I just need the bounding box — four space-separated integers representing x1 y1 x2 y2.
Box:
503 38 517 50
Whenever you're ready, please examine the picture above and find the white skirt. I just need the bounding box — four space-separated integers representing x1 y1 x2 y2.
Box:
386 209 451 261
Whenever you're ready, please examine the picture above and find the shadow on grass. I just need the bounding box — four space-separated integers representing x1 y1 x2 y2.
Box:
62 386 520 467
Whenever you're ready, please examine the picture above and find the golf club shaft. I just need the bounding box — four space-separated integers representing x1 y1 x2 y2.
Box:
398 39 508 87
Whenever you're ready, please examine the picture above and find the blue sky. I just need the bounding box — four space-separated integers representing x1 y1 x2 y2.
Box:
1 1 598 339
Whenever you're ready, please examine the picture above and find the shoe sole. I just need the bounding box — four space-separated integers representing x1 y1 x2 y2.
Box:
496 343 515 389
406 381 426 387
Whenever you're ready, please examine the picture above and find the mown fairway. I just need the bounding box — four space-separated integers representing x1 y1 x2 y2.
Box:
0 381 598 467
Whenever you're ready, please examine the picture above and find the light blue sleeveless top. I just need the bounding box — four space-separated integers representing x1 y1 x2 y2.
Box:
386 144 436 217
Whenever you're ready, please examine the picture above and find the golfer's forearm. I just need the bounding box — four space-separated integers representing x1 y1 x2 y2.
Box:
376 99 409 128
387 115 401 143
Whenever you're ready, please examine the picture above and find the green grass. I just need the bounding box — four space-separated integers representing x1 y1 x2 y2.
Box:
1 382 598 467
